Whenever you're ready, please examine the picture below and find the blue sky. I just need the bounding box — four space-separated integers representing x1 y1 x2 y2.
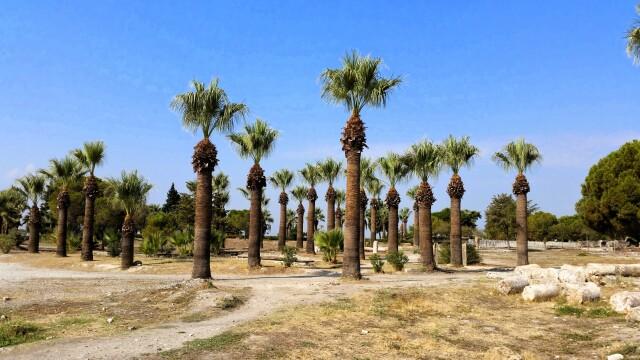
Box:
1 1 639 232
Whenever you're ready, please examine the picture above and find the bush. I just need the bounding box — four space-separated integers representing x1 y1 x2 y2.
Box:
0 231 17 254
369 253 385 273
210 229 225 255
141 232 170 257
386 250 409 271
67 232 81 252
0 321 43 347
103 229 121 257
281 246 297 267
466 243 481 264
170 228 194 257
315 229 343 263
437 242 481 265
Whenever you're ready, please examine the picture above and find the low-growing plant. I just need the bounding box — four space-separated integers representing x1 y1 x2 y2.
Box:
0 321 43 347
67 232 82 252
437 242 481 265
103 229 121 257
315 229 343 263
386 250 409 271
370 253 385 273
281 245 297 267
140 232 170 257
0 231 17 254
466 243 481 264
210 229 225 255
170 228 194 257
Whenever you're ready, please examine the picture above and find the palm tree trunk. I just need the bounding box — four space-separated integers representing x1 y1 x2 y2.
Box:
28 205 40 253
370 202 377 247
413 204 419 246
120 214 134 269
56 190 69 257
419 203 435 271
514 174 530 266
450 196 462 267
192 169 213 278
278 192 287 251
359 196 366 260
306 193 316 254
402 221 408 241
336 209 342 229
326 187 335 231
343 150 361 278
81 176 98 261
296 203 304 249
388 205 399 253
248 186 263 268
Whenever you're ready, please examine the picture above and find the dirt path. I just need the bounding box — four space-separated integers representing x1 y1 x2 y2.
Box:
0 263 483 360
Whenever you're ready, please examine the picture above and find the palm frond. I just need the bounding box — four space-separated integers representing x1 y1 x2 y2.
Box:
291 186 308 203
270 169 295 192
105 170 152 216
73 141 106 175
377 152 411 188
492 138 542 174
40 156 86 189
317 158 343 185
299 163 321 187
228 119 279 164
442 135 479 174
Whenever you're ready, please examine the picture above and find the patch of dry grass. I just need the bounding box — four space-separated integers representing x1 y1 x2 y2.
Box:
480 248 640 268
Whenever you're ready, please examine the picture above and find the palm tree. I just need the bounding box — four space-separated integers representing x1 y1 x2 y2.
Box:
212 172 230 232
377 152 410 254
237 187 270 248
406 140 443 270
229 119 278 268
270 169 294 250
359 158 376 260
321 51 401 279
0 188 25 235
15 174 46 253
314 207 325 231
171 79 247 279
291 186 307 249
106 171 152 269
399 207 411 241
334 189 345 228
406 186 419 246
366 179 384 248
299 163 321 254
442 135 479 267
73 141 106 261
627 4 640 64
40 157 85 257
318 158 343 231
493 138 542 266
285 209 296 238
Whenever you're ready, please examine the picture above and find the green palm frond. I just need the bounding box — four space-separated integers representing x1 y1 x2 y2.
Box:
377 152 410 188
627 5 640 64
228 119 279 164
360 157 377 187
317 158 343 185
73 141 106 176
212 172 230 193
405 140 443 182
105 170 152 216
300 163 321 187
15 174 46 207
40 156 86 190
492 138 542 174
237 187 250 200
442 135 479 175
320 50 402 116
399 207 411 222
406 185 418 200
365 178 385 199
270 169 294 192
171 79 248 139
291 186 307 203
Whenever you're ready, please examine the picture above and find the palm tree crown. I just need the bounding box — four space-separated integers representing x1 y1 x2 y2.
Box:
291 186 307 204
406 185 417 201
15 174 46 207
493 138 542 175
40 157 86 189
318 158 343 186
270 169 294 192
320 51 402 117
300 163 322 188
627 4 640 64
171 79 248 139
73 141 106 176
365 177 385 200
442 135 479 175
377 153 411 188
106 171 152 216
399 207 411 222
405 140 443 182
228 119 279 164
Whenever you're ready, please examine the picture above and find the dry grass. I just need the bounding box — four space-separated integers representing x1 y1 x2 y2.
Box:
151 280 640 360
480 248 640 268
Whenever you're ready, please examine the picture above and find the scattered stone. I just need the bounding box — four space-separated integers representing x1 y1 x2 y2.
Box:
616 264 640 277
607 354 624 360
515 265 559 284
2 297 10 302
497 276 529 295
128 326 137 331
558 265 587 283
0 315 7 321
609 291 640 313
625 307 640 322
564 282 601 304
522 284 560 302
585 263 616 277
189 333 194 337
107 317 114 324
360 330 369 335
486 271 510 279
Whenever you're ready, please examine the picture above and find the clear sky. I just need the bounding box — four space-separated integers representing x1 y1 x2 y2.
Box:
1 1 639 233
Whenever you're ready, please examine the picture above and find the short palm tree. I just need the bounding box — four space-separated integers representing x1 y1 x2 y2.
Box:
318 158 343 231
229 119 278 268
0 188 24 235
15 174 46 253
171 79 247 279
291 186 307 249
359 158 376 259
321 51 401 279
493 138 542 266
406 186 419 246
366 178 384 247
627 4 640 64
334 189 346 228
405 140 443 270
442 135 479 267
285 209 296 238
299 163 321 254
377 152 410 253
73 141 106 261
106 171 152 269
40 157 85 257
315 229 343 264
270 169 294 250
399 207 411 241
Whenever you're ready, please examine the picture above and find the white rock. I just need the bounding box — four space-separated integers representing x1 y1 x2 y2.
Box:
497 276 529 295
360 329 369 335
626 307 640 322
585 263 616 276
486 271 511 279
609 291 640 313
515 265 559 284
616 264 640 277
107 317 114 324
607 354 624 360
522 284 560 301
2 297 10 302
558 265 587 283
564 282 601 304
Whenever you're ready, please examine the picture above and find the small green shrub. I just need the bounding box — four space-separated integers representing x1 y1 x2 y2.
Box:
0 232 16 254
466 243 481 264
437 242 451 264
0 321 43 347
281 246 297 267
170 228 194 257
387 250 409 271
577 251 588 257
554 304 584 317
369 253 385 273
210 229 225 255
315 229 343 263
67 232 82 252
141 232 170 257
103 229 121 257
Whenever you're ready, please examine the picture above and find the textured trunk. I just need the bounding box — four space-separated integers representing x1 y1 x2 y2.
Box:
306 195 316 254
359 200 365 260
81 176 98 261
326 187 335 231
56 190 69 257
248 186 262 267
516 192 529 266
120 214 134 269
192 170 213 278
278 192 287 250
413 204 419 246
419 203 434 271
402 221 408 241
388 205 399 253
450 197 462 267
370 202 377 247
28 206 40 253
336 210 342 229
343 150 361 278
296 204 304 249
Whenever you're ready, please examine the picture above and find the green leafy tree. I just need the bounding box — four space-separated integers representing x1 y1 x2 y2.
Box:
226 210 249 237
550 215 601 242
0 188 26 235
484 194 517 243
315 229 343 263
320 51 401 279
528 211 558 243
15 174 46 252
366 179 384 248
270 169 294 250
212 172 230 232
162 183 181 212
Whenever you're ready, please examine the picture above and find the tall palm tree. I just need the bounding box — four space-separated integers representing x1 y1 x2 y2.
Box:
15 174 46 253
359 158 376 260
40 157 85 257
366 179 384 248
442 135 479 267
627 4 640 64
229 119 278 268
73 141 106 261
405 140 443 270
299 163 321 254
493 138 542 266
399 207 411 241
106 171 152 269
377 152 410 254
318 158 343 231
335 189 345 228
270 169 294 250
321 51 401 279
406 186 419 246
171 79 247 279
237 187 270 248
291 186 307 249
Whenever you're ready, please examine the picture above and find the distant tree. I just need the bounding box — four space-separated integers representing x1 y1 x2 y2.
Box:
270 169 294 250
528 211 558 243
484 194 517 242
433 208 482 229
576 140 640 239
550 215 601 242
291 186 307 249
377 153 410 253
300 163 322 254
0 188 26 235
162 183 181 212
212 173 230 231
15 174 46 252
318 158 342 231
